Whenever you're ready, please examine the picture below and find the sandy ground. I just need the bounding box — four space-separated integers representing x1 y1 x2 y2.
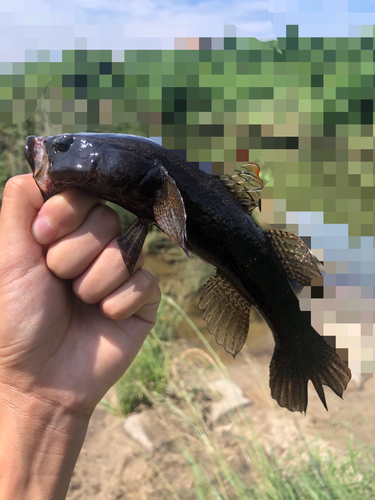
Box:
66 325 375 500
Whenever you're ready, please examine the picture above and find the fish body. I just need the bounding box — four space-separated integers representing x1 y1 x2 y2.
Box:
25 133 351 412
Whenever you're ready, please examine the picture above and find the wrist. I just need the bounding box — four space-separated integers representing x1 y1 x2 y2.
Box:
0 383 90 500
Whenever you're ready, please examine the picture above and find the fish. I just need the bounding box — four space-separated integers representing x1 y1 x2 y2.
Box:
25 133 352 413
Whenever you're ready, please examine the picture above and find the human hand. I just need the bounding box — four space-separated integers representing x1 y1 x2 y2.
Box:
0 174 161 499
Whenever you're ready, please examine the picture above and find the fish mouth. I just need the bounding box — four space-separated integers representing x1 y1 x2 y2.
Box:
25 135 59 201
25 136 36 172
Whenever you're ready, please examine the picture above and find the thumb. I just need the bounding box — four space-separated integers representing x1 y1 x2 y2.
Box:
0 174 44 272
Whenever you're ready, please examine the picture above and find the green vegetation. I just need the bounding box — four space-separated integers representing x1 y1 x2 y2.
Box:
2 30 375 234
114 329 169 415
112 292 203 416
180 442 375 499
110 295 375 499
0 99 59 201
154 292 183 342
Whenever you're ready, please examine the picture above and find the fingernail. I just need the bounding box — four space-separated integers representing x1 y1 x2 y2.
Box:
32 216 56 244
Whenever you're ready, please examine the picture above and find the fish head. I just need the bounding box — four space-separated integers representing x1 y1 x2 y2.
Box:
25 133 148 200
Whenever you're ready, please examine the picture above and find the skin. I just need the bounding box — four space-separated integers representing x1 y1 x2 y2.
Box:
0 174 161 499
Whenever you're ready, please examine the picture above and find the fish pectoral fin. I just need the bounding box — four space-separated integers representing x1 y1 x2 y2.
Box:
264 229 323 286
219 161 266 212
116 218 150 276
198 273 251 357
269 327 351 413
154 165 189 257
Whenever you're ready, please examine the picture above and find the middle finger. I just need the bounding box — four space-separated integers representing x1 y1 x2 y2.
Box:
46 204 122 279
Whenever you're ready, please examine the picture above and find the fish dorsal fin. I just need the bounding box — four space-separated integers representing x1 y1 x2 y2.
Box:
154 165 189 257
198 273 252 357
220 162 264 212
264 229 322 285
117 217 150 276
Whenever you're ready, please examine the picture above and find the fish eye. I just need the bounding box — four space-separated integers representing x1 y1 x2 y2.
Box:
54 135 74 153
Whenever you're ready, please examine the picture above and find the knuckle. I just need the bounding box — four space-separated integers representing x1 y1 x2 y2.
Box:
99 271 161 322
46 252 73 280
48 194 77 226
133 269 152 295
92 204 121 235
100 299 123 321
134 269 161 303
73 280 98 304
3 176 26 197
143 306 159 327
153 284 162 306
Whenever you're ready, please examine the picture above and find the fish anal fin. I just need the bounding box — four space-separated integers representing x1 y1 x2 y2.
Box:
269 328 351 413
265 229 323 286
154 165 188 257
116 218 150 276
198 273 251 357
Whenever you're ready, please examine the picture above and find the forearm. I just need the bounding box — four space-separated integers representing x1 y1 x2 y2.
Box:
0 384 90 500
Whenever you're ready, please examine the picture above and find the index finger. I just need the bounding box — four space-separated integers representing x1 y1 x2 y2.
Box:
32 187 105 245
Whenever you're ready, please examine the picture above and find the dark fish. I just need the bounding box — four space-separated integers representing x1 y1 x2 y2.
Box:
25 133 351 412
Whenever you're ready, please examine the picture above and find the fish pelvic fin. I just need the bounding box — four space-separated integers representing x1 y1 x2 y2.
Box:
154 165 189 257
269 327 351 413
199 273 251 357
116 218 150 276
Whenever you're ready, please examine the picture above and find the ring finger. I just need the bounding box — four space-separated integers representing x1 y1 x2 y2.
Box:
72 240 145 304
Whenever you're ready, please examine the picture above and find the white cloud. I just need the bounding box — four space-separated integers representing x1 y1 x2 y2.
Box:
3 0 375 57
0 0 276 62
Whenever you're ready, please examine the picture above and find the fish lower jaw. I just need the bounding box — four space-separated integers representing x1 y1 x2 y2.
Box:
33 168 61 200
33 171 53 200
28 135 55 200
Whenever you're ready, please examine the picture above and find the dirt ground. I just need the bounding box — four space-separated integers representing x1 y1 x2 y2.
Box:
66 322 375 500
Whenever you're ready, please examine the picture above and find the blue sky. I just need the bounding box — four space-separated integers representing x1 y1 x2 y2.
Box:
2 0 375 62
272 0 375 37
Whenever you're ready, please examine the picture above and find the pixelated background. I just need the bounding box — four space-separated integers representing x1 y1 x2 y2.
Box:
0 0 374 376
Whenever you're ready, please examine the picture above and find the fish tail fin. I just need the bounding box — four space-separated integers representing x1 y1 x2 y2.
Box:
269 327 351 413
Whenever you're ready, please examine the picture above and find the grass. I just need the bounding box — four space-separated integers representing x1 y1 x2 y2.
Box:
111 294 201 415
154 293 183 341
110 294 375 499
114 329 170 415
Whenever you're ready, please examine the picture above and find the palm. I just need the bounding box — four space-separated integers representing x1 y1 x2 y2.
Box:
14 246 153 412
